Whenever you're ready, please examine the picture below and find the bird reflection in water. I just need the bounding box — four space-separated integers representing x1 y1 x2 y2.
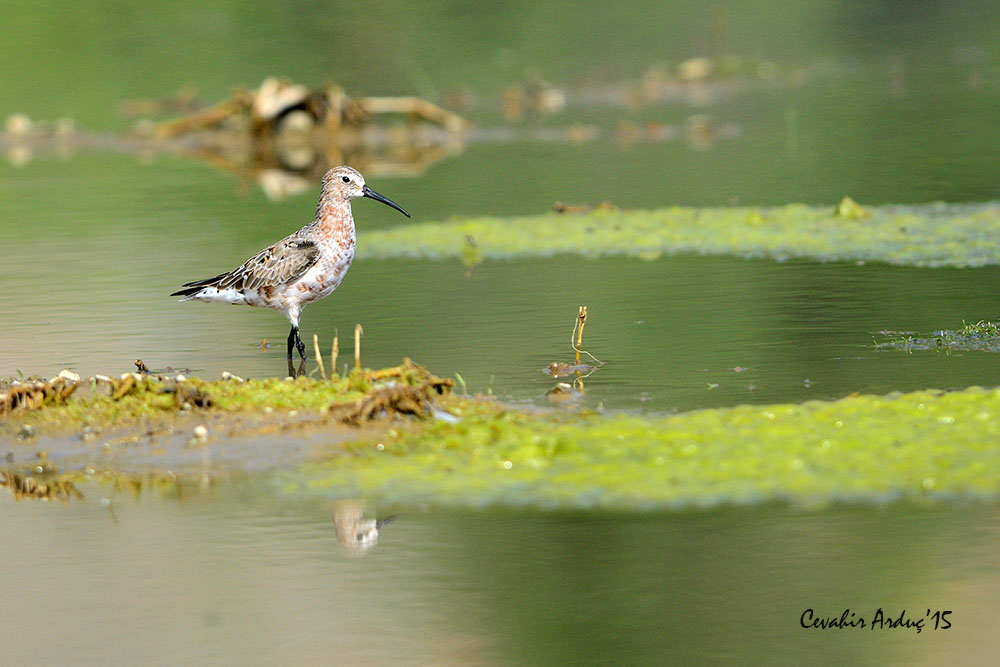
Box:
331 499 397 557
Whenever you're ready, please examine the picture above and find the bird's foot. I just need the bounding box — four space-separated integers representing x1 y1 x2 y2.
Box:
287 356 307 379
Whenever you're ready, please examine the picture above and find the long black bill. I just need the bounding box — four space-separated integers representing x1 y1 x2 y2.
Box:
363 185 410 218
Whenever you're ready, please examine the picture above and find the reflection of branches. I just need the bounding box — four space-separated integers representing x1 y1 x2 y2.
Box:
165 128 463 200
3 69 743 199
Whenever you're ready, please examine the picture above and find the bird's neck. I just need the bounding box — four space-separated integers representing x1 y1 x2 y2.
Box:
312 197 356 241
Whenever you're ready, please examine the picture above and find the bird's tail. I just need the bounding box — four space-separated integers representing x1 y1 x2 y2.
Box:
170 272 228 299
170 286 205 299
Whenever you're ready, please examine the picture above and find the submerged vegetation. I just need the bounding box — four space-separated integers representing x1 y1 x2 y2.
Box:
359 201 1000 268
876 320 1000 353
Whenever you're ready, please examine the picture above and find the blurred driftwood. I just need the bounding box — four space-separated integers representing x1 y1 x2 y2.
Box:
153 77 467 139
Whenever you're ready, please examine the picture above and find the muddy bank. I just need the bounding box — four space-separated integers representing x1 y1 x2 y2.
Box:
6 360 999 510
0 360 456 486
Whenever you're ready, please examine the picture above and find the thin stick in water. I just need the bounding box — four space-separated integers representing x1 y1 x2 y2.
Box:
354 324 364 369
571 305 602 365
574 306 588 391
331 329 339 378
313 334 327 380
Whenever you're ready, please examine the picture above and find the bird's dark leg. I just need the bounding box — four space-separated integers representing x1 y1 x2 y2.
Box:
295 329 306 360
286 326 297 377
287 326 297 361
286 325 307 377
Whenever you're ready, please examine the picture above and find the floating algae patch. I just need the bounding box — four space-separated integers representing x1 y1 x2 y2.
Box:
358 201 1000 268
876 321 1000 353
284 386 1000 510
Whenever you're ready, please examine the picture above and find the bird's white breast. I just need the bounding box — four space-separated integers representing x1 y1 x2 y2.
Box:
276 239 355 306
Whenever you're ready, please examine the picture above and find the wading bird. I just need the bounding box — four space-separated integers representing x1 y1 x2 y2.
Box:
171 166 409 375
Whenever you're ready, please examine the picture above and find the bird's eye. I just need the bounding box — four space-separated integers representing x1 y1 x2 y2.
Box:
342 176 350 183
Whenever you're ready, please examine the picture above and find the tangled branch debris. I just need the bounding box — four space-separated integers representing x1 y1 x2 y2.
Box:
332 358 454 425
0 374 80 414
152 77 467 139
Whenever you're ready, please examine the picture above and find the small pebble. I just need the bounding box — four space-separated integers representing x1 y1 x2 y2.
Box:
193 425 208 442
17 424 36 439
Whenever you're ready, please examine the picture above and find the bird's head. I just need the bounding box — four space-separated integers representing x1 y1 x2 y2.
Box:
321 166 410 217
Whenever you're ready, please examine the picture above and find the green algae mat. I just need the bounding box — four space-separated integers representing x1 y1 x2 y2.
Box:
358 201 1000 268
284 385 1000 510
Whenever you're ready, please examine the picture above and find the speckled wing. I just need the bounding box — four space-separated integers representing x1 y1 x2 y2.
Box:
219 237 320 290
173 236 320 295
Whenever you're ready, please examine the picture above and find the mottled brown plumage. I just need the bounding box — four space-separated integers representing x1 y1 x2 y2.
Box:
175 238 320 294
171 165 409 366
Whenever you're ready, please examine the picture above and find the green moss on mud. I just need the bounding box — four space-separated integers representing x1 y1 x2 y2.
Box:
358 201 1000 268
289 386 1000 509
4 375 368 431
2 361 451 434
